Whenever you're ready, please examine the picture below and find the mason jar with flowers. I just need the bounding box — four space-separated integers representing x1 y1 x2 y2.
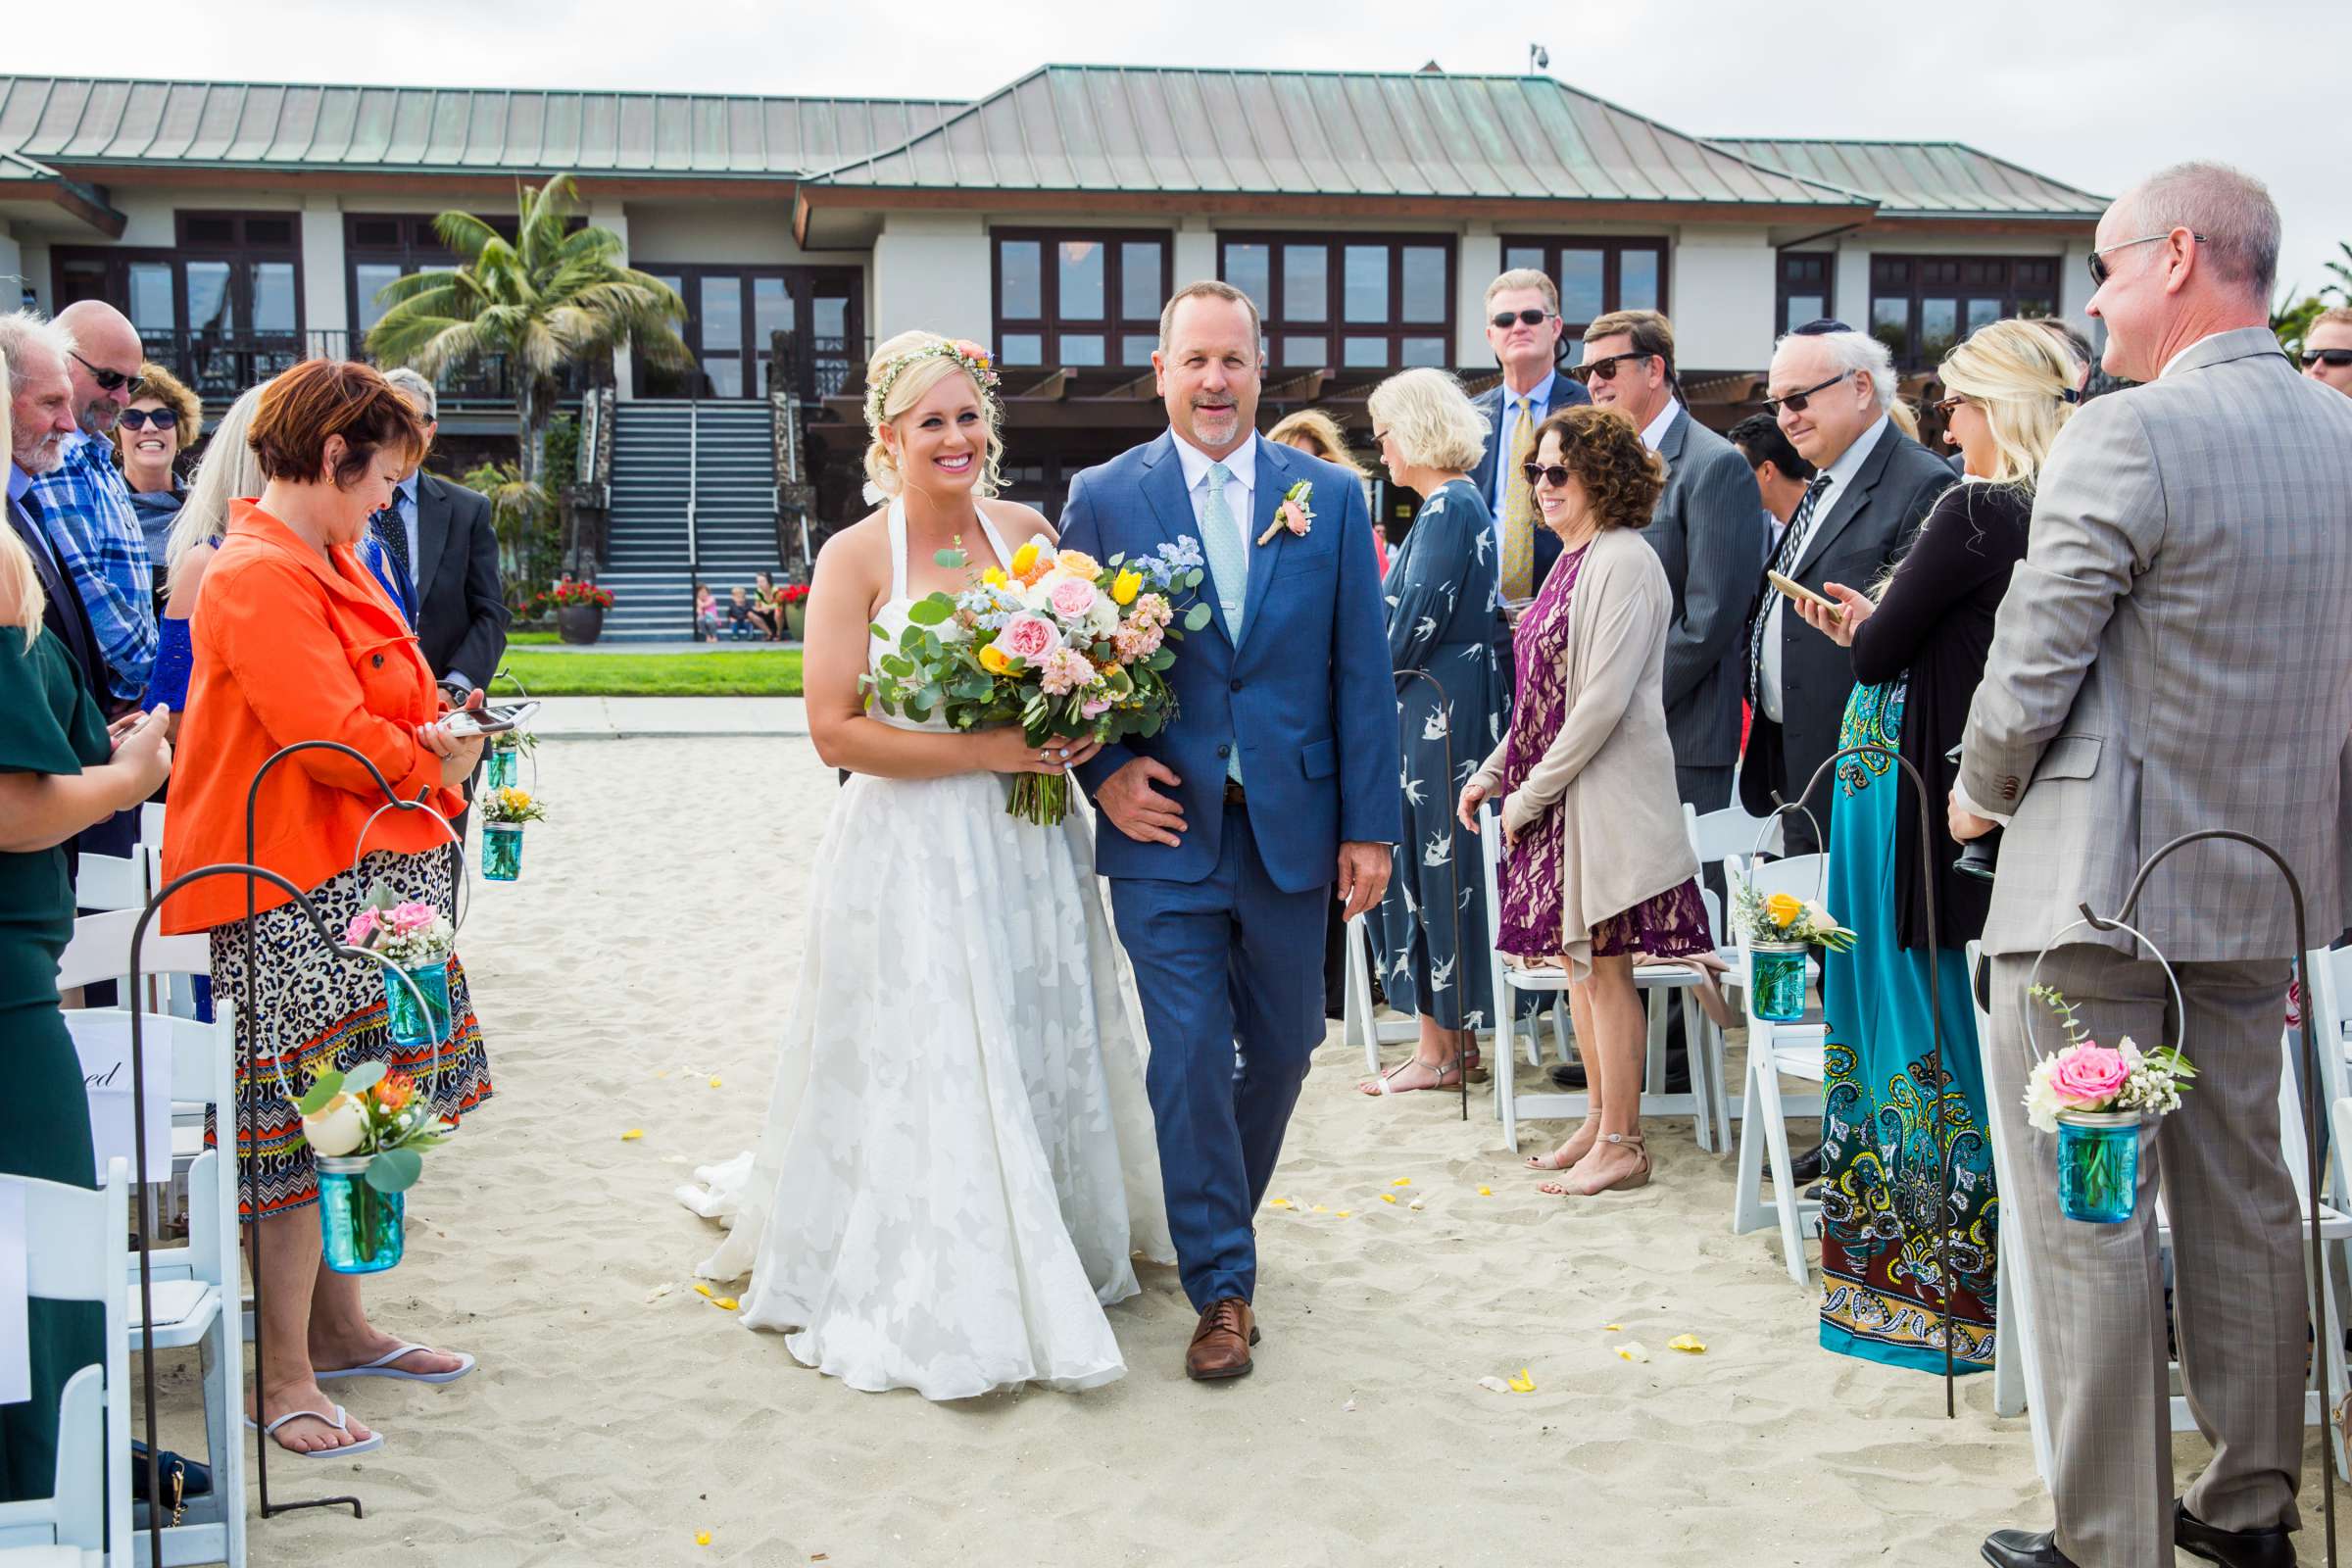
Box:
2025 984 2196 1222
1731 881 1857 1021
485 726 537 791
297 1061 453 1273
477 786 546 882
346 885 456 1049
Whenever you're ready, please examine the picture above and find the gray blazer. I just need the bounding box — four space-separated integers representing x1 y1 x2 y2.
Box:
1642 407 1766 771
1960 326 2352 961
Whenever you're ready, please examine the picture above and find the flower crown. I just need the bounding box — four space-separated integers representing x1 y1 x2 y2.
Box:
864 337 1001 429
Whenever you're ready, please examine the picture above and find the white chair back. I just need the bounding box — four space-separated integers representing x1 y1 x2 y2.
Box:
57 908 209 997
72 852 147 914
1685 801 1778 874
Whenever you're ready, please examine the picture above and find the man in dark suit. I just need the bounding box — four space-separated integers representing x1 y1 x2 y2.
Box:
1740 321 1954 856
1577 311 1762 816
379 369 510 698
1465 268 1590 613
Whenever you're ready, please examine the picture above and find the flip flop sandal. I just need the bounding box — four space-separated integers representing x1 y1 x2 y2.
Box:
317 1343 477 1385
1360 1059 1464 1096
243 1404 386 1458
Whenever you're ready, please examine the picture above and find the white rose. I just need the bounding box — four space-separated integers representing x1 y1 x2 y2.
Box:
302 1092 368 1157
1086 595 1120 637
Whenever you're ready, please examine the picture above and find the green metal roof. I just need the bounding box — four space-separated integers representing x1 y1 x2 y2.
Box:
808 66 1868 209
0 75 957 179
1707 138 2106 219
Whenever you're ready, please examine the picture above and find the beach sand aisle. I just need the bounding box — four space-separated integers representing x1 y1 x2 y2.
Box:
225 735 2334 1566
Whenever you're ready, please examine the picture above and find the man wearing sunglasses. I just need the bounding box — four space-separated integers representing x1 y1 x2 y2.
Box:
2303 305 2352 396
1465 269 1590 618
1961 162 2352 1568
20 300 154 708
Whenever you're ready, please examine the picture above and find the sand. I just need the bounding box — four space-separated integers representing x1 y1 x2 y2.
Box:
141 734 2344 1566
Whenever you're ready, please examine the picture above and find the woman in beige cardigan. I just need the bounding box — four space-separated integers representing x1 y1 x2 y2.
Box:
1458 406 1712 1197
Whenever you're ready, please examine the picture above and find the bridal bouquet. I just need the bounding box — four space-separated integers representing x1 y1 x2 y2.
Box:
2025 984 2196 1222
863 534 1212 824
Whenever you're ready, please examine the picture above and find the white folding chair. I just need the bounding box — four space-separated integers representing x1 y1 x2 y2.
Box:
1727 853 1831 1286
1477 807 1726 1153
72 853 148 916
0 1162 132 1567
1342 913 1416 1074
1966 942 2056 1477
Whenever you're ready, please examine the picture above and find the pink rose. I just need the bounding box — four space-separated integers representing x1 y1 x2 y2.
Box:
1277 499 1310 537
389 901 439 936
996 612 1063 665
1081 696 1113 719
345 907 381 946
2049 1043 2131 1109
1048 575 1099 620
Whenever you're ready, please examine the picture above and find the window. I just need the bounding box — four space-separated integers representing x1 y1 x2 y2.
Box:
630 265 860 400
1868 256 2062 368
53 211 306 403
1777 252 1835 336
1497 237 1668 336
1219 235 1452 370
993 230 1171 369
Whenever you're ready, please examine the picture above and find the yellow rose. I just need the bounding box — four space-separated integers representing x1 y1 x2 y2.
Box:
1111 568 1143 606
1008 542 1040 580
1765 892 1804 927
981 565 1007 587
978 644 1011 675
1056 549 1102 579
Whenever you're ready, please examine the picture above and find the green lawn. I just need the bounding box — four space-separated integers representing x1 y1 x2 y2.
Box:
508 628 561 646
498 648 804 697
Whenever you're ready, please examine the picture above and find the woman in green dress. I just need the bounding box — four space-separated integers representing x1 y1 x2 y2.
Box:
0 506 174 1501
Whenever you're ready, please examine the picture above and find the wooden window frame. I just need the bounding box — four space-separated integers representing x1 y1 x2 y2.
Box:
1866 253 2064 369
1774 251 1838 338
1495 236 1669 340
1216 233 1455 371
991 229 1173 370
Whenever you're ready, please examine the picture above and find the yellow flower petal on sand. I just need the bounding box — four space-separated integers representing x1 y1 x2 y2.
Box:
620 1129 644 1141
1506 1367 1537 1393
1616 1342 1650 1363
1391 1177 1412 1187
1668 1334 1707 1354
1602 1323 1621 1332
1268 1198 1291 1209
1379 1193 1397 1204
1477 1185 1493 1197
713 1297 739 1311
693 1283 714 1299
1335 1209 1352 1218
709 1077 722 1089
696 1531 712 1546
1309 1204 1328 1213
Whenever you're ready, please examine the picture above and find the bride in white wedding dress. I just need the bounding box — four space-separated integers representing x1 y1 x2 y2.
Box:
678 332 1170 1400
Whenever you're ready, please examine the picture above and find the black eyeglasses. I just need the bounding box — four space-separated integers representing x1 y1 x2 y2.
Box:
2304 349 2352 368
1520 461 1576 490
1762 368 1852 416
70 352 146 396
1572 350 1653 385
1931 395 1970 418
118 407 178 431
1490 308 1555 330
2085 230 2205 289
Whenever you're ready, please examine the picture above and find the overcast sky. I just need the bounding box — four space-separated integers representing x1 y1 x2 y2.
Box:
14 0 2344 307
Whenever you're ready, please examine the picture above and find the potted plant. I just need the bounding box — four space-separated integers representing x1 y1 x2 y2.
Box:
779 581 812 640
1729 880 1855 1022
2025 985 2196 1223
346 887 456 1049
478 786 547 882
485 727 537 791
298 1062 452 1274
540 578 614 645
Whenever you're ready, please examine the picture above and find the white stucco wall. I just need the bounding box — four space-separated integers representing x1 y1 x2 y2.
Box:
870 212 991 344
0 222 24 312
1456 224 1501 364
1670 225 1777 368
301 194 346 344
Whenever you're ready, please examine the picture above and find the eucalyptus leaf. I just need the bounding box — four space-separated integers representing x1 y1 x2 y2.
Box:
934 548 968 569
1184 603 1213 632
868 621 889 642
341 1060 387 1096
295 1069 346 1117
1148 649 1176 671
1108 552 1126 566
906 598 953 626
365 1146 423 1194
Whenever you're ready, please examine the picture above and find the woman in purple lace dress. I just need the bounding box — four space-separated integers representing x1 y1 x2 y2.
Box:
1460 406 1714 1197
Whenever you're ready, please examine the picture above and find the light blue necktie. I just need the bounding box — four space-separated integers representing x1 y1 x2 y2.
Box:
1200 459 1248 784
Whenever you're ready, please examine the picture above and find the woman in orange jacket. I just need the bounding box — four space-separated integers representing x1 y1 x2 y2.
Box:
162 360 492 1460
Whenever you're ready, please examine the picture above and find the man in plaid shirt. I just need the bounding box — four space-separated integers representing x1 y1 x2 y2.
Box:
24 302 154 706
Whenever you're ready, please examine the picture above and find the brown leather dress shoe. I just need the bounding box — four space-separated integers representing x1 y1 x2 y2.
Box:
1186 1297 1260 1382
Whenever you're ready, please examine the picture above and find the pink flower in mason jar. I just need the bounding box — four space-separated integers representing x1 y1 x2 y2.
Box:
345 907 381 946
996 612 1064 666
2049 1043 2132 1108
1048 575 1099 621
389 901 439 936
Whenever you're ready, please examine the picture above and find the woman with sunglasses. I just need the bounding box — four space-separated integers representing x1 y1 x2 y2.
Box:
1458 406 1711 1196
1788 318 2079 1375
109 365 203 607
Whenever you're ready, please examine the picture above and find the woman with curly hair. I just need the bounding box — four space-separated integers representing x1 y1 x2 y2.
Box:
1459 405 1709 1196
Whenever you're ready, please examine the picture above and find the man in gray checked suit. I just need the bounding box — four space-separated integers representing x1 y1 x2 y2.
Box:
1959 163 2352 1568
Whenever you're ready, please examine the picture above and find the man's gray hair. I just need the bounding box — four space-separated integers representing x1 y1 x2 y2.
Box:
379 365 438 422
0 311 76 396
2123 161 2279 301
1775 327 1898 415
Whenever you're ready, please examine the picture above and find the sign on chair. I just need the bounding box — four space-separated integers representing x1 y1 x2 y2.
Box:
70 1011 173 1180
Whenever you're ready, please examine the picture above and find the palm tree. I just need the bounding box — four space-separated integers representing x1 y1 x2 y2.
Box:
366 173 690 498
2325 240 2352 306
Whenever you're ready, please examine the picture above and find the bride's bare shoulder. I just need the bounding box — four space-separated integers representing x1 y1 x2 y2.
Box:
979 497 1054 546
813 510 891 584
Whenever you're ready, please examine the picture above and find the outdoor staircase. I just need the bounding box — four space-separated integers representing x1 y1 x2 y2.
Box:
597 400 781 642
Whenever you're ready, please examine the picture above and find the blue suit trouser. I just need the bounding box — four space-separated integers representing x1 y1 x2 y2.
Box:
1109 802 1328 1310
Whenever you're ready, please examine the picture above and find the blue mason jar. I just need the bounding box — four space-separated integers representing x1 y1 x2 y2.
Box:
383 957 452 1050
1749 942 1808 1022
482 824 524 882
2056 1110 2140 1223
485 744 518 790
317 1155 405 1274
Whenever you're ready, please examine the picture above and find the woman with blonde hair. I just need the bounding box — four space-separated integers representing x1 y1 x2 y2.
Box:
1788 316 2079 1374
0 349 176 1500
1267 409 1387 574
679 329 1169 1400
1356 368 1506 1096
144 382 267 723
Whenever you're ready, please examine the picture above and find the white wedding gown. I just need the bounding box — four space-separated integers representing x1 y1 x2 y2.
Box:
679 500 1172 1399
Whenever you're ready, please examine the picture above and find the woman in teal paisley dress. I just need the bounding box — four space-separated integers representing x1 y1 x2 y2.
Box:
1790 319 2081 1372
1358 370 1508 1095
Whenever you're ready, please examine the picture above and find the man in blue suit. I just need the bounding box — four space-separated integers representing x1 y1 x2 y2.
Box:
1058 280 1401 1383
1464 268 1591 611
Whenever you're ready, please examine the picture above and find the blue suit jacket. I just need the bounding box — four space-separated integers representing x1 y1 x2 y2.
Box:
1059 431 1402 895
1466 372 1591 597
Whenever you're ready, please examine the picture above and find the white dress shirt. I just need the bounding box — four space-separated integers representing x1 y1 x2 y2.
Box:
1488 369 1557 558
1172 428 1258 560
1760 413 1889 723
1636 399 1679 454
